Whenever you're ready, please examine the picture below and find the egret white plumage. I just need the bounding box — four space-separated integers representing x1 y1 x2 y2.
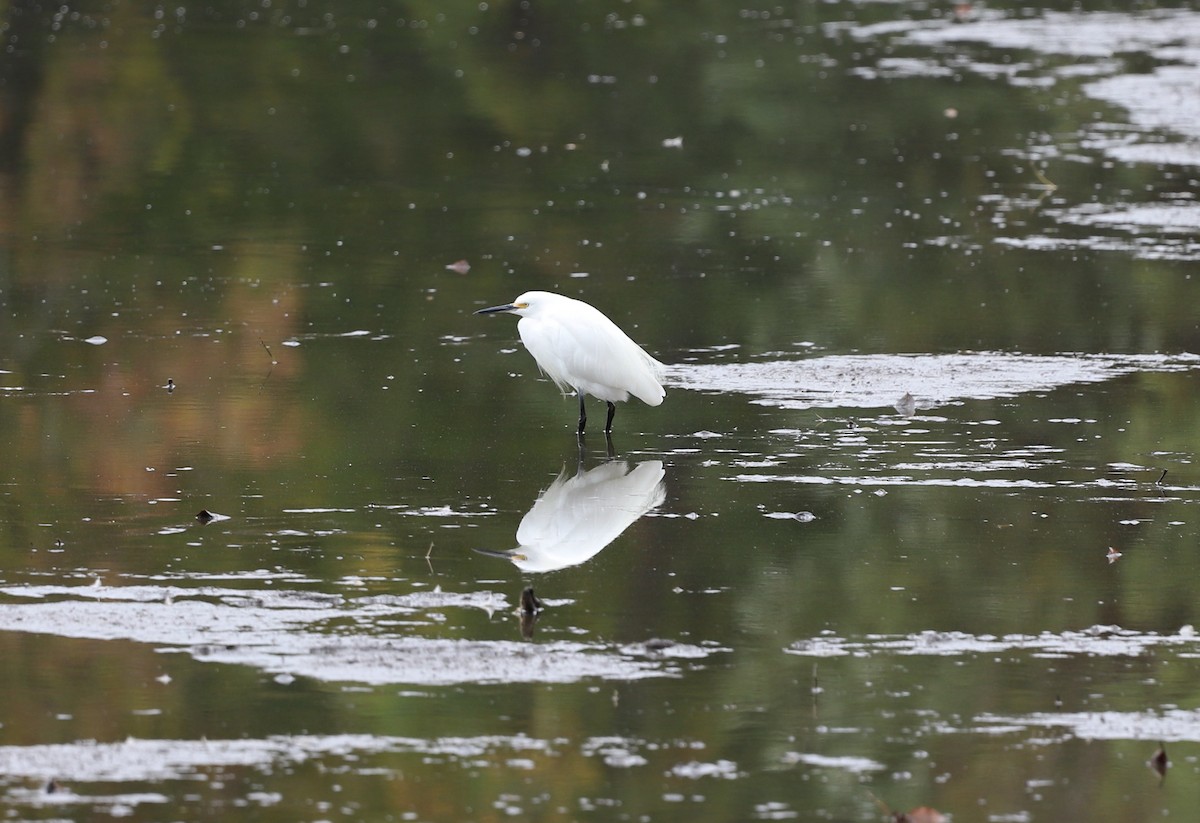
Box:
475 291 666 434
476 460 666 573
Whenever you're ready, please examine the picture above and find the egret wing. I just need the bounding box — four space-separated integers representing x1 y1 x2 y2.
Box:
519 304 665 405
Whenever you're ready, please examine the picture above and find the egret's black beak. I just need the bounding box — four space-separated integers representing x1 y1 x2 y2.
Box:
475 303 517 315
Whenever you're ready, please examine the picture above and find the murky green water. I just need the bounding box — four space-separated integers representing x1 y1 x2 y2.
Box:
2 1 1200 820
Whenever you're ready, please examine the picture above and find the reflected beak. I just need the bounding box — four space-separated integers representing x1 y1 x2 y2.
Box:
472 547 525 561
475 303 518 315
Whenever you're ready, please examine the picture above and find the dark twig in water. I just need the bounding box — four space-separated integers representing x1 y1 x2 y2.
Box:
259 338 278 365
1033 166 1057 191
1157 469 1167 486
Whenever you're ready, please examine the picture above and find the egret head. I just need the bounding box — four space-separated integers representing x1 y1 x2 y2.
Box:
477 290 535 316
475 291 555 317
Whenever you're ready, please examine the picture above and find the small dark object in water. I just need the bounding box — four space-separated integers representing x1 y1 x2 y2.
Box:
892 809 946 823
643 638 675 654
518 587 544 640
871 793 945 823
520 587 544 614
1149 742 1168 778
44 779 59 794
1157 469 1167 486
196 509 214 524
166 378 175 393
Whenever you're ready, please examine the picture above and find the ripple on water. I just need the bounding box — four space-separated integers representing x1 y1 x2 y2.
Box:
785 624 1200 659
850 8 1200 258
668 352 1200 411
0 584 724 685
0 732 755 813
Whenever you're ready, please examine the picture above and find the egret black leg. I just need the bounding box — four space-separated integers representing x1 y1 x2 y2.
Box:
577 394 587 435
605 401 616 433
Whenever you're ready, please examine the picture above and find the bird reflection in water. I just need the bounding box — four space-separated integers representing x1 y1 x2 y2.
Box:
478 460 665 573
477 460 666 636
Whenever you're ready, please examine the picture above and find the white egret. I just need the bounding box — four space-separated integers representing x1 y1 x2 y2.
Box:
475 291 666 434
476 460 666 573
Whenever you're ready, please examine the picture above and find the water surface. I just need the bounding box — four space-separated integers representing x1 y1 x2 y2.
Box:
1 2 1199 820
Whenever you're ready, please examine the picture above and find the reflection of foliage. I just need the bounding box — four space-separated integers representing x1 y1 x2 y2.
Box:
1 0 1194 353
0 2 1194 495
0 0 1196 552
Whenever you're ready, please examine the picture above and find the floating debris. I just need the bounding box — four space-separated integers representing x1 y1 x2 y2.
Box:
193 510 230 525
445 259 471 274
894 392 917 416
872 793 946 823
165 378 175 393
1149 742 1169 779
765 511 816 523
1106 547 1122 564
